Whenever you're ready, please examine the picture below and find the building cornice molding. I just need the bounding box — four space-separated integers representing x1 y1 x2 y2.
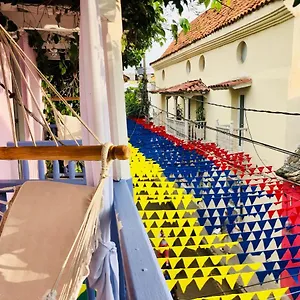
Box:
152 4 294 70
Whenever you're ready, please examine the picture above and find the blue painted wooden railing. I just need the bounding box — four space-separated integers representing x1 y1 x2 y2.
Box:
0 140 170 300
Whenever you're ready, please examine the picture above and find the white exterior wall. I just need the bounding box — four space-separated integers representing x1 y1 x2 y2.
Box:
190 99 198 121
286 2 300 153
152 3 297 170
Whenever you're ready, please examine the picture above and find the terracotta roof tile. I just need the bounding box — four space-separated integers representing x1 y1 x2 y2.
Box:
151 79 209 95
209 77 252 90
152 0 277 64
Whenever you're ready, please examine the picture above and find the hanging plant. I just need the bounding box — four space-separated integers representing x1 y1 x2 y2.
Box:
196 104 205 121
176 103 183 120
27 30 80 126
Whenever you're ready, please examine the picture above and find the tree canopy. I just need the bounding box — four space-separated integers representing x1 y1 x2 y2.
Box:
121 0 224 68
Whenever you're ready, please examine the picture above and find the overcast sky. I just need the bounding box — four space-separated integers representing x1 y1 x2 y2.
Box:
125 1 205 74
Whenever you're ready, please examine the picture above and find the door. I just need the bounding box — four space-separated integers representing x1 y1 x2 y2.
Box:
238 95 245 148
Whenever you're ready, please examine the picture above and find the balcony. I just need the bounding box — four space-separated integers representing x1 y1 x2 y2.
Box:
165 117 206 142
216 121 247 153
0 139 171 300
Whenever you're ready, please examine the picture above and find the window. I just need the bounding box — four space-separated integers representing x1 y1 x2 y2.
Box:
186 60 191 74
199 55 205 71
162 69 165 80
237 41 247 64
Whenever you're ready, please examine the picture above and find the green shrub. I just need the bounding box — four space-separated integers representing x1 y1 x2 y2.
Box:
125 85 146 118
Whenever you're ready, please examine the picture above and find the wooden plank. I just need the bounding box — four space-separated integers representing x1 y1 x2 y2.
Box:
0 145 130 161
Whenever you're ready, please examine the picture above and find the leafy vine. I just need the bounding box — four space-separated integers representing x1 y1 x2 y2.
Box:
27 30 80 125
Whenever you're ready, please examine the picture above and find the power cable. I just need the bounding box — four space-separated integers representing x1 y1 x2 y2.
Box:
149 104 300 160
150 83 300 116
133 111 275 183
244 110 300 178
140 104 300 188
129 119 300 298
200 98 300 116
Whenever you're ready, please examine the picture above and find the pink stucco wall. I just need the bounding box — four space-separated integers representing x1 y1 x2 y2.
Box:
18 33 44 179
0 43 19 180
19 33 43 142
0 35 44 180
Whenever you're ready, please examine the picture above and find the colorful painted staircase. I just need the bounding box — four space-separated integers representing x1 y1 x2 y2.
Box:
128 118 300 300
129 140 288 299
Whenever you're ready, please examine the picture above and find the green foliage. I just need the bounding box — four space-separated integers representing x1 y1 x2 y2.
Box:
121 0 224 67
28 30 80 125
196 101 205 121
176 103 183 120
0 12 18 33
179 17 191 34
125 83 147 118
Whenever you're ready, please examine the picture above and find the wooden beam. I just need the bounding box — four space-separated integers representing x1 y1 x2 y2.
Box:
0 145 130 161
51 97 80 101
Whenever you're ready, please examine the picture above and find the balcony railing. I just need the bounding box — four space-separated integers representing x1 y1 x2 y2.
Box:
1 139 169 300
165 117 207 141
166 117 187 140
216 121 247 153
189 121 206 141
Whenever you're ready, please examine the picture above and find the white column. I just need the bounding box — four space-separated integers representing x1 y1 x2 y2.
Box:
79 0 113 250
184 97 189 140
79 0 112 187
101 0 130 180
79 2 119 299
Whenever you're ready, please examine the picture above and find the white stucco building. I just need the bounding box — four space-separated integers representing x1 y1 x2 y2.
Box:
151 0 300 170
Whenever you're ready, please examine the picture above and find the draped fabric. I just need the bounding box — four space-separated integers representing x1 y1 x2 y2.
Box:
79 0 119 299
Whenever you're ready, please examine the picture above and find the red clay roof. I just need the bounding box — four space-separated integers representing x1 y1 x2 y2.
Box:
209 77 252 90
152 0 277 64
151 79 209 95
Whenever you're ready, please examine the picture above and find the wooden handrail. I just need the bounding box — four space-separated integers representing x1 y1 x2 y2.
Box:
0 145 130 161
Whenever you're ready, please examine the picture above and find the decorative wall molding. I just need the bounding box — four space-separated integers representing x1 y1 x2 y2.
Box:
152 4 294 70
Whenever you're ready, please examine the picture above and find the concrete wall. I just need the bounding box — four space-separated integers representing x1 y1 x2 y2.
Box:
286 1 300 154
152 3 297 170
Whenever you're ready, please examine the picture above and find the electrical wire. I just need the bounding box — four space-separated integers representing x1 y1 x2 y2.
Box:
244 110 300 179
129 118 300 298
139 104 300 189
132 111 275 184
200 99 300 116
151 83 300 116
149 104 300 160
130 113 300 206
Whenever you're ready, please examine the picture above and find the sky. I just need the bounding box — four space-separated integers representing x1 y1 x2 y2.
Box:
125 1 205 75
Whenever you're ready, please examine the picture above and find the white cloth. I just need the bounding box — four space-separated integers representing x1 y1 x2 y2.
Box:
79 0 119 299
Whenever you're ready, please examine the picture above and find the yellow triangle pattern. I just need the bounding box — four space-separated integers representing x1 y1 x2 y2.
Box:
129 144 283 298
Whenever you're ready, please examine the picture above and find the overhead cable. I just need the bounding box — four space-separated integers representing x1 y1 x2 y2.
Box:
200 99 300 116
149 104 300 160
